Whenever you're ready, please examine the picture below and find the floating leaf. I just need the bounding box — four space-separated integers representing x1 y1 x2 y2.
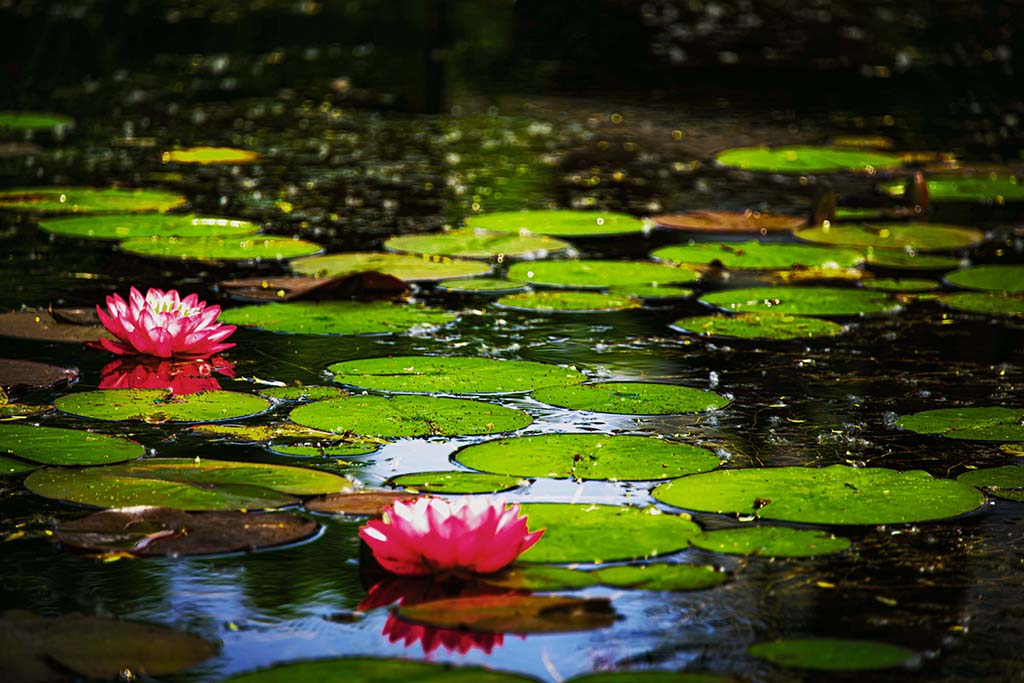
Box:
690 527 850 557
531 382 729 415
220 273 407 302
861 278 939 292
0 610 215 683
221 657 539 683
945 265 1024 293
0 111 73 132
830 135 894 149
119 235 323 262
671 313 845 340
749 638 917 671
192 422 337 443
456 434 719 481
25 458 349 510
866 251 961 270
327 356 585 394
880 175 1024 203
939 291 1024 316
55 506 317 556
0 186 187 213
506 259 699 288
387 471 528 494
715 146 903 173
259 385 347 401
652 242 863 271
397 594 615 634
652 210 805 234
290 394 532 438
479 565 598 591
38 214 259 240
162 146 260 164
610 284 692 300
898 406 1024 441
957 466 1024 502
518 503 700 564
700 286 900 316
56 390 271 423
467 209 647 237
0 310 108 343
592 564 726 591
0 424 142 466
436 277 529 294
385 229 571 260
652 465 983 525
0 359 78 392
291 252 491 282
495 290 643 312
795 222 983 251
0 403 51 420
305 491 420 516
0 455 38 476
268 442 380 457
220 301 456 336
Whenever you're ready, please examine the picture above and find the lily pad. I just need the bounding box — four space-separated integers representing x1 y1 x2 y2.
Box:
192 422 337 443
220 273 408 303
0 403 51 419
55 506 318 556
591 564 727 591
945 265 1024 292
326 356 585 394
898 406 1024 441
56 390 271 423
748 638 917 671
495 290 643 313
0 610 216 683
387 471 528 494
0 310 108 343
861 278 939 292
939 292 1024 317
866 251 960 270
25 458 349 510
385 229 571 260
397 594 615 634
795 222 983 251
38 214 259 240
291 252 491 282
830 135 894 149
220 301 456 336
957 466 1024 502
467 209 647 237
690 527 850 557
0 111 73 132
671 313 845 340
518 503 701 564
268 442 380 457
716 146 903 174
652 210 805 234
0 455 39 476
258 385 346 401
119 235 323 262
162 146 260 164
611 284 692 300
480 565 598 591
0 186 187 213
305 491 420 516
0 424 143 466
436 277 529 294
700 286 900 316
455 434 719 481
651 242 863 271
880 175 1024 203
506 259 699 288
652 465 984 524
0 359 78 392
531 382 729 415
290 394 532 438
221 657 539 683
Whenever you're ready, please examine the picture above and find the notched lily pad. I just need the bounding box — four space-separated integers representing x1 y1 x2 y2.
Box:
387 471 528 494
506 259 699 288
56 390 271 423
162 146 260 164
385 228 571 260
945 264 1024 293
690 526 850 557
119 235 323 262
898 406 1024 441
0 186 187 214
221 300 456 336
467 209 648 237
652 242 863 271
291 252 491 282
531 382 729 415
0 359 78 392
495 290 643 313
957 466 1024 502
397 594 616 634
220 657 539 683
749 638 918 671
0 310 109 343
0 424 143 466
700 286 900 316
671 313 845 340
716 146 903 173
938 291 1024 317
305 491 420 516
38 214 259 240
591 563 726 591
55 506 318 556
795 222 983 251
652 210 805 234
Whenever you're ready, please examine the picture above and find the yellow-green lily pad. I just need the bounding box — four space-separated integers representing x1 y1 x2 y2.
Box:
531 381 728 415
861 278 939 292
671 313 845 340
56 390 271 423
880 175 1024 203
749 638 917 671
590 564 727 592
119 235 323 262
716 146 903 173
945 264 1024 292
700 286 900 316
387 471 528 494
0 424 143 467
957 465 1024 502
291 252 491 282
220 301 456 335
38 214 259 240
507 259 699 288
0 111 73 132
0 186 187 214
898 406 1024 441
651 242 864 271
795 222 984 251
939 291 1024 316
385 228 570 260
436 277 529 294
690 526 850 557
162 146 260 164
866 251 961 270
495 290 643 312
467 209 648 237
258 385 347 401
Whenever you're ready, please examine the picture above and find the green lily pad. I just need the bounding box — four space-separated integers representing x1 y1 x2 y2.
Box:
945 265 1024 292
56 390 271 423
0 403 52 419
671 313 845 340
939 291 1024 316
898 406 1024 441
880 175 1024 203
652 210 805 234
651 242 864 271
652 465 983 524
700 286 900 316
25 457 349 510
795 222 984 251
0 186 187 213
220 301 456 336
258 385 347 401
326 356 585 394
467 209 648 237
396 594 615 634
866 251 961 270
0 111 73 131
716 146 903 173
566 672 736 683
748 638 917 671
610 284 692 300
531 382 729 415
0 424 143 466
506 260 699 288
385 229 571 260
119 235 323 262
436 277 529 294
162 146 260 164
957 466 1024 502
291 252 491 282
591 563 727 591
0 455 39 476
192 422 337 443
518 503 701 564
289 394 532 438
690 526 850 557
38 214 259 240
387 471 528 493
221 657 540 683
480 565 599 591
495 290 643 312
861 278 939 292
268 442 380 457
455 434 720 481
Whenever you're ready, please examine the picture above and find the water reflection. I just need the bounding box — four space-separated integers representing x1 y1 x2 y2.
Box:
98 355 235 394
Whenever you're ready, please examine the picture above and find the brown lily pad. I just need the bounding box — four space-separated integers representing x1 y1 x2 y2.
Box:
0 609 216 683
0 310 109 343
55 506 317 557
220 271 408 303
48 307 101 325
652 210 806 234
305 490 420 516
396 594 616 634
0 359 78 392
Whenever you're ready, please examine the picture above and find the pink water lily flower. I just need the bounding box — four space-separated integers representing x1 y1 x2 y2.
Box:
95 287 236 358
359 497 544 577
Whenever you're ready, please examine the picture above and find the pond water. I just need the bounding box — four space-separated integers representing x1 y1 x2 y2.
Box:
2 3 1024 682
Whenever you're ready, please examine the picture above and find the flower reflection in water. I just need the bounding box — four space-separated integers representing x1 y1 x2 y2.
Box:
99 355 235 394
